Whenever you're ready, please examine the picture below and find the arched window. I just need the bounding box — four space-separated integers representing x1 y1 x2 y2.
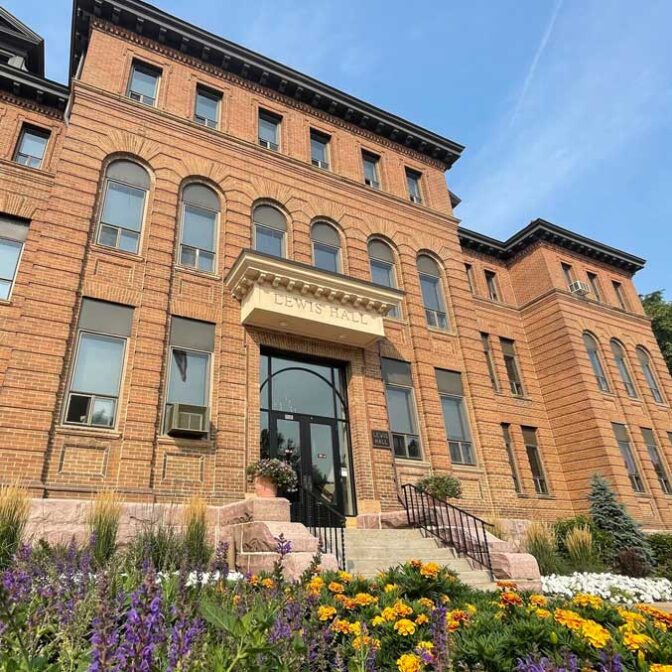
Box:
583 332 610 392
610 339 638 398
97 160 150 254
417 254 448 330
368 239 399 317
311 221 341 272
636 347 664 403
179 184 219 273
253 205 286 257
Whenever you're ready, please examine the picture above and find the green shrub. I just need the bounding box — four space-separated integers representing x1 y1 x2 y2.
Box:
524 520 564 575
648 532 672 568
182 495 211 568
0 483 30 568
416 474 462 499
89 490 122 568
589 474 654 570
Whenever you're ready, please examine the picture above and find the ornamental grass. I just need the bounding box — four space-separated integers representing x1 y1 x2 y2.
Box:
88 489 122 568
1 537 672 670
0 482 29 569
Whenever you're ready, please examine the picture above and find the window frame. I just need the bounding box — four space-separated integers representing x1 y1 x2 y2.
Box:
641 428 672 495
481 333 500 392
253 205 287 258
612 423 645 493
612 280 629 311
13 125 50 169
63 329 128 430
258 109 281 151
310 129 331 170
464 263 475 293
500 338 525 397
561 262 575 287
382 359 422 460
405 168 423 204
178 186 220 274
587 271 602 302
368 240 399 318
484 269 501 302
610 339 638 398
126 60 161 107
436 370 475 466
194 85 222 129
583 332 610 392
0 235 25 302
636 347 664 404
502 423 522 493
522 427 549 495
362 150 381 189
417 256 448 330
95 163 149 256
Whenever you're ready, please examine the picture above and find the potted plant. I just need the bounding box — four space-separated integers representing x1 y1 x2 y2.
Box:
246 458 298 498
416 474 462 500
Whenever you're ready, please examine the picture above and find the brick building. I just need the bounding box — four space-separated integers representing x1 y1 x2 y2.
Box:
1 0 671 531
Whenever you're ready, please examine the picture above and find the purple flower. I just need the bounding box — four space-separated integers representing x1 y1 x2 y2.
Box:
430 605 449 672
274 534 292 559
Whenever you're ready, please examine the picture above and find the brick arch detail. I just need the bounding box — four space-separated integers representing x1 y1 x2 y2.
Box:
248 177 307 216
92 130 164 164
0 193 36 220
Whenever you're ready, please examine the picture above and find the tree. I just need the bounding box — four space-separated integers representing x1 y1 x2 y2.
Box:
588 474 654 567
641 291 672 374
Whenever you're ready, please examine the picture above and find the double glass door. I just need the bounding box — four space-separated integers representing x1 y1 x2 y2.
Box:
260 352 355 516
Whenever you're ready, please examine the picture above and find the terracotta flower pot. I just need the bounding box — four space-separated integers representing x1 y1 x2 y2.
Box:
254 475 277 498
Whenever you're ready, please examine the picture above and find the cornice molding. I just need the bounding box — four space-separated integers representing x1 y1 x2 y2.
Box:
0 63 68 113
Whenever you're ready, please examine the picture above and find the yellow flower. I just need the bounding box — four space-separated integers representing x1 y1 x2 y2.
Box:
331 619 352 634
417 640 434 651
579 620 610 648
498 591 523 608
417 597 434 610
317 605 337 621
353 635 380 651
393 600 414 617
382 607 398 622
308 576 324 595
249 574 259 586
465 603 478 614
554 609 585 630
571 593 603 609
440 594 451 604
409 559 423 569
349 621 362 636
394 619 417 636
534 608 552 619
623 631 655 652
384 583 399 593
396 653 423 672
232 594 242 605
371 615 386 627
529 594 548 607
415 613 429 625
261 577 275 589
617 608 647 629
496 580 518 589
328 581 345 594
650 666 672 672
338 571 353 583
419 562 440 579
354 592 378 607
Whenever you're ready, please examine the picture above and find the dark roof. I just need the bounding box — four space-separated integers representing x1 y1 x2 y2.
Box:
459 218 645 274
70 0 465 168
0 7 45 76
0 62 69 112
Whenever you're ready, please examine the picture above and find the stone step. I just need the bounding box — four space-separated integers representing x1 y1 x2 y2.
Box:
347 556 473 572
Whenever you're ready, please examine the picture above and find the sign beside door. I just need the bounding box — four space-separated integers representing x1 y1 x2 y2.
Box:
372 429 391 449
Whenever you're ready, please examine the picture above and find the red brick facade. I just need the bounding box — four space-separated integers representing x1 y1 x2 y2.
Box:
0 3 671 529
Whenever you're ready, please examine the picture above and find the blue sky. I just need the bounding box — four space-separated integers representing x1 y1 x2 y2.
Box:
6 0 672 293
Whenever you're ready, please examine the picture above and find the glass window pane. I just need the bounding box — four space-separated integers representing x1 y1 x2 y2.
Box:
91 398 115 427
420 274 442 311
370 259 394 287
131 67 158 98
259 116 278 143
181 246 197 268
72 333 125 396
196 91 219 122
441 396 469 441
66 394 90 424
119 229 139 253
407 438 421 459
310 423 337 505
0 239 22 282
271 367 335 417
386 386 415 435
259 410 270 458
260 355 269 409
0 280 11 301
101 182 146 232
198 251 215 273
182 205 216 252
20 131 48 160
314 243 339 272
255 225 284 256
99 225 118 248
168 349 209 406
311 136 327 163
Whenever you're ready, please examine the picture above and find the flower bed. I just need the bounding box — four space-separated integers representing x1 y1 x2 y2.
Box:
543 572 672 605
2 542 672 671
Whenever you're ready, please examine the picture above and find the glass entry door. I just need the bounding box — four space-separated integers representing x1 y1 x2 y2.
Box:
260 352 355 516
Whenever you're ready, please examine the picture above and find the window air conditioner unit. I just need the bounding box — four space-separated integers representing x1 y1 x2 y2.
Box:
569 280 590 296
166 404 209 437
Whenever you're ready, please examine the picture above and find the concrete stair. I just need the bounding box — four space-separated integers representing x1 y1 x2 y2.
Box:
344 528 496 590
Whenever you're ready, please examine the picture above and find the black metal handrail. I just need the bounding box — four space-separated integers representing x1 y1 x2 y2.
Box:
401 483 493 574
290 485 346 570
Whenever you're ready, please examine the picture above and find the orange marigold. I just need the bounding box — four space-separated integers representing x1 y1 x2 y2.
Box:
415 614 429 625
394 619 417 636
328 581 345 594
354 592 378 607
419 562 440 579
317 605 337 621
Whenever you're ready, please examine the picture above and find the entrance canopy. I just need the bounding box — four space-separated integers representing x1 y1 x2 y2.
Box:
226 250 402 347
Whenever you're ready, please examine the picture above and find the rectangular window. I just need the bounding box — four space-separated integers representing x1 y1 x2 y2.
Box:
436 369 475 465
127 61 160 106
501 338 524 396
419 274 448 330
612 423 645 493
561 263 575 287
382 358 421 459
465 263 475 293
612 281 629 310
164 317 215 437
405 168 422 204
14 125 49 169
642 428 672 495
258 110 281 150
180 204 217 273
587 272 602 302
481 333 499 391
194 86 221 128
522 427 548 495
362 151 380 189
64 299 133 428
310 129 330 169
502 424 522 493
485 270 501 302
0 216 28 300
